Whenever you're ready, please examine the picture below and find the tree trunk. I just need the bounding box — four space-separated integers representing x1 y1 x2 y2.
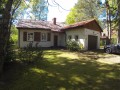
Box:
118 0 120 43
0 0 13 75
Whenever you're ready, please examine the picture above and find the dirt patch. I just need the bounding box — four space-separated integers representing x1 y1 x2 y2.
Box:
97 55 120 64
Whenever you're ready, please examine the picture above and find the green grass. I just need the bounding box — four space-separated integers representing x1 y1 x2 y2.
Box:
0 49 120 90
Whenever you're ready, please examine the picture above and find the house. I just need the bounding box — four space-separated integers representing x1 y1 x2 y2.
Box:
101 28 118 45
17 18 102 50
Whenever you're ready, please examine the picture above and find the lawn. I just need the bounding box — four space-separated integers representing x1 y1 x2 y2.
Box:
0 49 120 90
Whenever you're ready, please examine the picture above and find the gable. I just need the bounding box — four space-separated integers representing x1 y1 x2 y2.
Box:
61 19 103 32
84 20 102 32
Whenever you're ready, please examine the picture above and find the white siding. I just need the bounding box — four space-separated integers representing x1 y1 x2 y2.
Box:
19 28 100 49
66 28 86 50
84 28 100 50
65 28 100 50
19 29 65 48
59 33 66 46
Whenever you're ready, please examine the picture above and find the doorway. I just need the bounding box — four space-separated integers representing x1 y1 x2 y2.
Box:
54 35 58 47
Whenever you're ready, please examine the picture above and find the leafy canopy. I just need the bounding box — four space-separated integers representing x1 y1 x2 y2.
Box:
66 0 102 24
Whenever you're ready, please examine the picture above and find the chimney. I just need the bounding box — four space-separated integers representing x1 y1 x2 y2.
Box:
53 18 56 25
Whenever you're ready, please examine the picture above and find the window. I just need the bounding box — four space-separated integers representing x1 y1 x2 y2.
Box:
23 32 27 41
68 35 72 40
27 33 34 41
75 35 78 41
47 33 51 41
41 33 47 41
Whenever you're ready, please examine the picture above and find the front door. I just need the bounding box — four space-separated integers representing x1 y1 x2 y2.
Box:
54 35 58 47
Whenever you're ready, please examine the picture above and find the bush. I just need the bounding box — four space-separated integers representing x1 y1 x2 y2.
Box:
100 40 106 46
5 39 16 63
17 42 43 63
111 38 117 44
66 41 81 51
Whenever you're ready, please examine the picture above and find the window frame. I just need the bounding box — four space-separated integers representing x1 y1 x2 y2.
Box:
41 33 47 41
27 32 34 41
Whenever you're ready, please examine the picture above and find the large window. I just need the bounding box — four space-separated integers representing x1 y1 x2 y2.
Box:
27 33 34 41
68 35 72 40
75 35 78 41
41 33 47 41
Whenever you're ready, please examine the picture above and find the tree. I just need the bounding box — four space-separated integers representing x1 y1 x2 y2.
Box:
105 0 120 43
65 8 78 24
13 0 48 21
117 0 120 43
0 0 22 74
66 0 102 24
30 0 48 20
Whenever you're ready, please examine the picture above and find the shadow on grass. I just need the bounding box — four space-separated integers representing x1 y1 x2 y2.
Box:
0 49 120 90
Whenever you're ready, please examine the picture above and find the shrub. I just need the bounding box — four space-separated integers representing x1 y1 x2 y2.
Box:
17 42 43 63
111 38 117 44
66 41 81 51
5 39 16 63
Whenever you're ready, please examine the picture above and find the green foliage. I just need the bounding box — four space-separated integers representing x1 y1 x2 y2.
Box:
66 0 102 24
66 41 81 51
1 50 120 90
111 38 117 44
18 43 43 63
11 25 18 44
66 8 77 24
5 39 16 63
4 25 18 63
13 0 48 21
100 40 106 46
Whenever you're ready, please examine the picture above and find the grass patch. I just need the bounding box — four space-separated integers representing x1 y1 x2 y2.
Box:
0 49 120 90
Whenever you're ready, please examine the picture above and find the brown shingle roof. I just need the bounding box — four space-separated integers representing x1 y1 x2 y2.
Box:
61 19 103 32
17 19 63 32
17 19 102 32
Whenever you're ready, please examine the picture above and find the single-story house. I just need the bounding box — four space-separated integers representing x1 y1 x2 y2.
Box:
17 18 102 50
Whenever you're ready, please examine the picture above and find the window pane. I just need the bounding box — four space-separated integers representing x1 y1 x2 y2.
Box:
41 33 47 41
28 33 33 41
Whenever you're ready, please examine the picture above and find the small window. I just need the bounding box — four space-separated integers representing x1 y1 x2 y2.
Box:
41 33 47 41
47 33 51 41
23 32 27 41
75 35 78 41
27 33 33 41
68 35 72 40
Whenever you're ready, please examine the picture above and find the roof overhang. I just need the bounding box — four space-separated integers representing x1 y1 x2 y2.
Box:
61 19 103 32
17 27 51 31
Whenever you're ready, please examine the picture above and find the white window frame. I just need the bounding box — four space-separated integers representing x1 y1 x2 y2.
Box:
27 32 34 41
41 33 47 41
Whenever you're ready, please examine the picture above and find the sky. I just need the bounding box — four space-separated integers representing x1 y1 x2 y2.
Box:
47 0 105 22
47 0 78 22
